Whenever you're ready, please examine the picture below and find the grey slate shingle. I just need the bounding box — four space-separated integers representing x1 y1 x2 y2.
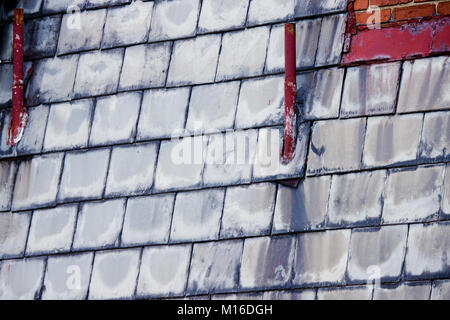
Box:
24 15 61 59
247 0 295 25
0 161 17 211
0 211 31 259
317 286 372 300
419 111 450 161
373 282 431 300
295 0 347 18
0 64 12 107
315 13 346 66
431 280 450 300
42 0 86 14
262 290 316 300
198 0 249 33
443 164 450 219
85 0 130 9
0 24 12 63
15 104 49 155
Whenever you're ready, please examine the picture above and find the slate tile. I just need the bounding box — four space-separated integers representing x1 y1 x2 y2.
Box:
419 111 450 161
6 0 43 18
211 292 264 300
42 0 86 14
431 280 450 300
14 105 49 155
0 161 17 211
0 211 31 259
443 164 450 219
295 0 347 19
247 0 295 25
198 0 249 33
85 0 130 9
262 290 316 300
317 286 372 300
315 13 346 66
24 15 61 59
0 24 12 62
0 64 12 108
373 282 431 300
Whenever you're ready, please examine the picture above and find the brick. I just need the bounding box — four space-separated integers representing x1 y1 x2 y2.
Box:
235 76 284 129
438 1 450 15
371 0 411 6
0 211 31 259
137 245 191 298
295 0 347 18
216 27 270 81
42 0 86 14
24 16 61 59
137 88 190 140
393 4 435 20
89 248 141 300
105 143 158 197
167 35 221 86
186 82 240 134
198 0 249 33
315 13 347 66
373 282 431 300
328 170 386 227
307 118 366 175
273 176 331 233
347 225 408 283
102 1 153 48
73 199 126 250
293 230 350 287
354 0 369 10
203 130 258 186
85 0 130 9
240 236 295 289
398 56 450 113
262 290 316 300
247 0 295 25
121 194 175 246
119 43 171 90
443 164 450 218
431 280 450 300
43 100 92 152
221 183 276 238
187 240 243 295
42 253 93 300
405 222 450 280
28 55 78 104
170 189 224 242
362 114 423 168
89 92 141 146
0 161 17 211
383 166 444 224
12 153 63 211
341 63 401 118
419 111 450 161
26 204 78 255
74 49 124 98
58 149 110 202
355 9 391 25
0 258 45 300
317 286 372 300
149 0 200 41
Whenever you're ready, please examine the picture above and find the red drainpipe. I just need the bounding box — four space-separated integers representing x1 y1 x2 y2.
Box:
8 8 27 146
282 23 297 163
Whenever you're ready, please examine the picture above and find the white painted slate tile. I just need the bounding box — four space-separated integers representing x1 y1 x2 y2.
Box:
247 0 296 25
15 105 49 155
420 111 450 161
431 280 450 300
198 0 249 33
42 0 86 14
0 211 31 258
0 161 17 211
315 13 346 66
262 290 316 300
373 282 431 300
443 164 450 219
317 286 372 300
85 0 130 9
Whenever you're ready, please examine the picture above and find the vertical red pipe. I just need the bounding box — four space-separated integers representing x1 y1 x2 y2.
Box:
8 8 27 146
282 23 297 163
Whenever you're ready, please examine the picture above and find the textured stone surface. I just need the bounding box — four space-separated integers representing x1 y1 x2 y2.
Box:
431 280 450 300
198 0 249 32
317 286 372 300
315 13 346 66
373 282 431 300
382 166 444 224
273 176 330 233
0 211 31 259
247 0 295 25
419 111 450 161
0 161 17 211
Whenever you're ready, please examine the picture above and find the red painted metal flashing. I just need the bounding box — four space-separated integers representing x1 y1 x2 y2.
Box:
282 23 297 164
8 8 27 146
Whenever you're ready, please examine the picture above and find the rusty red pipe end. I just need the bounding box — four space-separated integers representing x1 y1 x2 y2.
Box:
282 23 297 163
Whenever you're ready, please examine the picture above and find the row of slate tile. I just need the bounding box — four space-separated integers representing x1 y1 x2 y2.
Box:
1 221 449 299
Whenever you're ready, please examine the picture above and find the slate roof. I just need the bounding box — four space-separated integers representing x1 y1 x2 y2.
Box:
0 0 449 300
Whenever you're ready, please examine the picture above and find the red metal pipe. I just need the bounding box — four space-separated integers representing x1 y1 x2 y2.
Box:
282 23 297 163
8 8 27 146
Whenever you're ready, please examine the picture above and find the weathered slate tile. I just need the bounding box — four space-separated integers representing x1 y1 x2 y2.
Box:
317 286 372 300
15 105 49 155
0 258 45 300
328 170 386 227
167 35 221 86
58 149 110 202
187 240 243 295
73 199 126 250
341 63 401 118
212 292 264 300
347 226 408 284
419 111 450 161
137 88 190 140
307 118 366 175
89 248 140 300
85 0 130 9
24 15 61 59
397 56 450 113
315 13 346 66
405 222 450 280
170 189 224 242
102 1 153 48
362 114 423 168
105 143 158 197
121 194 174 246
198 0 249 33
186 82 239 134
6 0 43 17
74 49 124 98
89 92 141 146
240 236 295 290
382 165 445 224
0 24 12 62
57 9 106 54
262 290 316 300
12 153 63 211
216 27 270 81
273 176 330 233
43 100 92 152
431 280 450 300
221 183 276 238
373 282 431 300
247 0 295 25
137 245 191 298
119 43 171 90
26 204 78 255
42 253 93 300
295 0 347 19
0 64 13 107
293 230 350 287
0 211 31 259
42 0 86 14
235 76 284 129
149 0 200 41
443 164 450 219
0 161 17 211
203 130 257 186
